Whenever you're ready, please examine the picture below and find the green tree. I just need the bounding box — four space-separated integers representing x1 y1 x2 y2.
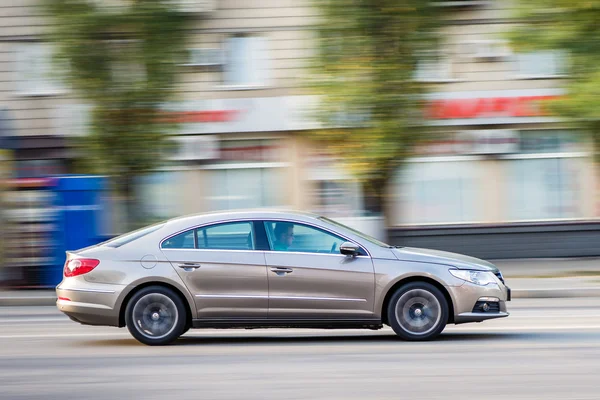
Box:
311 1 441 217
45 0 189 228
510 1 600 158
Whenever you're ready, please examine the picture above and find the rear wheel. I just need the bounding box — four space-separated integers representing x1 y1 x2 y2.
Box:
387 282 448 341
125 286 187 346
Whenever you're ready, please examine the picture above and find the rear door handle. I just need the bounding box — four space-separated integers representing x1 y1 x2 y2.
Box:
177 263 202 271
270 267 293 275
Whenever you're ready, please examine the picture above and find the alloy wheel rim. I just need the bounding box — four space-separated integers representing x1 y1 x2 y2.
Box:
395 289 441 336
132 293 179 340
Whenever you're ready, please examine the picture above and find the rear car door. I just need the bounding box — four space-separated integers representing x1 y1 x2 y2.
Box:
262 220 376 320
161 221 268 319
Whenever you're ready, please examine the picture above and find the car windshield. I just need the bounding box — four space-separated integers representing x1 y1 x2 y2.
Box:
318 217 392 248
103 222 166 248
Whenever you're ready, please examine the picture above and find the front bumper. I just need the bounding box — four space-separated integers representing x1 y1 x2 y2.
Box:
455 311 509 324
449 280 511 324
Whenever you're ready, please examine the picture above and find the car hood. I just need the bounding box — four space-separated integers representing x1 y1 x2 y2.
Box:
392 247 498 272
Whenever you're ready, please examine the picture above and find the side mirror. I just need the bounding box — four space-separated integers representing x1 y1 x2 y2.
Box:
340 242 360 257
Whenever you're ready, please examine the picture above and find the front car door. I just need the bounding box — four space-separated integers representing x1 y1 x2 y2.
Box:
262 220 376 320
161 221 268 319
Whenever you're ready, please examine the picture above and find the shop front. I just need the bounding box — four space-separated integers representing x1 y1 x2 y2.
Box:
389 89 600 259
136 96 318 222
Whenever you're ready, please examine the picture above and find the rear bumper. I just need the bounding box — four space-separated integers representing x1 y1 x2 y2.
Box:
56 283 122 327
57 300 119 327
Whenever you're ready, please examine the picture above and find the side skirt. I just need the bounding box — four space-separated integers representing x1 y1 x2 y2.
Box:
192 318 384 330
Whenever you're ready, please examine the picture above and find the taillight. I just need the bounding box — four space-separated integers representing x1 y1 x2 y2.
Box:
64 258 100 277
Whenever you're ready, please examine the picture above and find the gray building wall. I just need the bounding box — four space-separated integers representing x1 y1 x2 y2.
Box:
389 222 600 260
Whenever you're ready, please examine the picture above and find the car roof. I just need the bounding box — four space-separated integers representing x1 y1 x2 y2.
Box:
164 209 324 230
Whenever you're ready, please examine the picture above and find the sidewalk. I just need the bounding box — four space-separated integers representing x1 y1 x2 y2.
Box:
2 258 600 306
493 257 600 278
494 258 600 297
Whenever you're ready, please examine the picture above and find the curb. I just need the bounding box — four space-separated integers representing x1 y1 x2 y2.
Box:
512 288 600 299
0 295 57 307
3 288 600 307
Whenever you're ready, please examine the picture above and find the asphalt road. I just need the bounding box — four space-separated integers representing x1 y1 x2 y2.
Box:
1 298 600 400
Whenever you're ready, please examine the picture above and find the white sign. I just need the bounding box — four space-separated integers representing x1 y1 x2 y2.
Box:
168 135 219 161
456 130 519 155
165 96 320 135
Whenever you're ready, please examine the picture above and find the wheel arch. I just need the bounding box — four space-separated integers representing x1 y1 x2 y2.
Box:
118 280 194 328
380 276 455 325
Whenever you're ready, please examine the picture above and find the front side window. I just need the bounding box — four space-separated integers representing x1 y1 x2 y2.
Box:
264 221 351 254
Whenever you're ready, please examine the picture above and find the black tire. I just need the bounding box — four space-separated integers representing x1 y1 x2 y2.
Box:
387 282 448 341
125 286 187 346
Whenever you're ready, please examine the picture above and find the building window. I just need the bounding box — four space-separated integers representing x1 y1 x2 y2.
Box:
109 40 147 86
414 51 455 82
505 130 584 221
514 51 567 79
313 180 363 218
506 157 583 220
15 43 65 96
395 160 483 225
224 35 270 88
136 171 183 221
207 167 285 211
54 104 93 137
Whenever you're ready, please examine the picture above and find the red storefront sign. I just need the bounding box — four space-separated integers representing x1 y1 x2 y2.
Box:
161 110 241 123
426 95 561 119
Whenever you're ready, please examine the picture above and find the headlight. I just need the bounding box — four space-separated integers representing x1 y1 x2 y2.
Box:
449 269 497 286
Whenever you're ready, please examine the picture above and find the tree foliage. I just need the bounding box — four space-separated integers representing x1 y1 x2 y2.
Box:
511 1 600 159
311 0 442 213
45 0 189 225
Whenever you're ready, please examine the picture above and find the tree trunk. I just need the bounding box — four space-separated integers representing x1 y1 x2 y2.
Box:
363 172 391 216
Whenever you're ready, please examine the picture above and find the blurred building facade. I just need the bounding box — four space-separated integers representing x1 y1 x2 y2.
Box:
392 0 591 226
0 0 364 227
0 0 599 265
389 0 600 258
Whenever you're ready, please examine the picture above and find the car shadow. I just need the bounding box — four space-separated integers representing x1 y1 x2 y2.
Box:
174 332 529 346
80 331 532 347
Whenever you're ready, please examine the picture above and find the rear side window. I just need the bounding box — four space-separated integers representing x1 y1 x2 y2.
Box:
161 222 256 251
197 222 254 250
105 223 165 248
161 230 195 249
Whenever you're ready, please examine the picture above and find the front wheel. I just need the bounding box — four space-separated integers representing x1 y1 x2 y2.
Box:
125 286 187 346
387 282 448 341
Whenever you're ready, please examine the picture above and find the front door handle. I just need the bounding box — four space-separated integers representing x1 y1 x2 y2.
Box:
270 267 293 275
177 263 202 271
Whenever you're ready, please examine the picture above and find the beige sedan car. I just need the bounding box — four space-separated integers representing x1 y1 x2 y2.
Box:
56 210 510 345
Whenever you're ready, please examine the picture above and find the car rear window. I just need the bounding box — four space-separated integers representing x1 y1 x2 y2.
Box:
104 223 165 248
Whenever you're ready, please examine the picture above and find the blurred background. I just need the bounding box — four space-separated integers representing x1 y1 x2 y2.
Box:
1 2 600 399
0 0 599 291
